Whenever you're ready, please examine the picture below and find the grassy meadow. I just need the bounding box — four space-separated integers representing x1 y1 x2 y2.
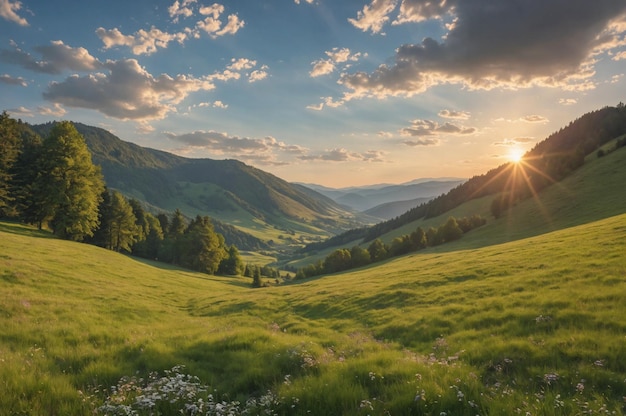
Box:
1 208 625 414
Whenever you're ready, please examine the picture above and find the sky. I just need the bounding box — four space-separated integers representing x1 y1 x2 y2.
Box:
1 0 626 188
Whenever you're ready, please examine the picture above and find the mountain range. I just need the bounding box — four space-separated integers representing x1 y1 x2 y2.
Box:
301 178 465 219
29 122 367 250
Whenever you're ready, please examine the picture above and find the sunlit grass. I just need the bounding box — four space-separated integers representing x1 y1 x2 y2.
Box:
1 211 626 414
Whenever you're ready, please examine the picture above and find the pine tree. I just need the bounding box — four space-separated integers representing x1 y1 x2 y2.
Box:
32 122 104 240
107 191 139 252
0 111 21 216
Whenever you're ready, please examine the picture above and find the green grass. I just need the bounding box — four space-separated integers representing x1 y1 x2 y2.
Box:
1 210 625 414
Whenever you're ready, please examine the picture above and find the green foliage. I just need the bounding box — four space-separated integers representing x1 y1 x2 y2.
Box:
0 111 20 215
32 121 105 240
218 245 245 276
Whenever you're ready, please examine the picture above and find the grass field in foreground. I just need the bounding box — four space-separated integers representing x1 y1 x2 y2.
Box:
1 215 625 415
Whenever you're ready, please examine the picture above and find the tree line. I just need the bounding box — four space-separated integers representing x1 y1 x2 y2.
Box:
294 215 486 279
302 104 626 254
0 113 258 278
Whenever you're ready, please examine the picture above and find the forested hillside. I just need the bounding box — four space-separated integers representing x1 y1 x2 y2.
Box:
29 122 362 243
302 104 626 253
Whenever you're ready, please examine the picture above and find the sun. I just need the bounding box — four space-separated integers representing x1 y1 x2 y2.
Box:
508 148 524 163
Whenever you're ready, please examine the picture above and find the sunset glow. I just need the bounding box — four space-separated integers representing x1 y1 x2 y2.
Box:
1 0 626 186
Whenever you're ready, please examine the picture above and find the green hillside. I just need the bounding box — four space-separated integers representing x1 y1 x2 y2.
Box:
28 122 362 247
1 210 625 414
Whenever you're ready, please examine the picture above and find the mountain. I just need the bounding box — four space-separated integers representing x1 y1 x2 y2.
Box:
300 104 626 255
300 178 465 212
363 196 433 220
29 122 364 247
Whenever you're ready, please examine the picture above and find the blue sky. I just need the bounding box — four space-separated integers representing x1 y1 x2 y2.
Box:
1 0 625 187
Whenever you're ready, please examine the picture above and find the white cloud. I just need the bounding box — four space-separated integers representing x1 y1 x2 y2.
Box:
37 103 66 117
559 98 578 106
438 109 470 120
97 3 244 54
0 73 26 86
96 27 187 55
400 118 476 137
521 115 549 123
393 0 450 24
310 48 363 77
249 69 268 83
310 59 335 77
348 0 398 34
294 0 315 4
227 58 256 71
298 148 385 162
0 0 28 26
168 0 196 22
0 41 102 74
43 59 216 121
7 106 32 116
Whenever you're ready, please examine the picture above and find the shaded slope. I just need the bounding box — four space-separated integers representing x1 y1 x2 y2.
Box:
29 122 360 240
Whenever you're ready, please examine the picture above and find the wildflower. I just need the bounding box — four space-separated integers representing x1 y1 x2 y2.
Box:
576 382 585 393
544 373 559 384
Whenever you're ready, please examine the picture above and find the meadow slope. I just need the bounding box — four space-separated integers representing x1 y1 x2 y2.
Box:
1 214 625 414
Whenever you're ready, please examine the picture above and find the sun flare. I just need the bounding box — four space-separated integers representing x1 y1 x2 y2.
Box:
508 148 524 163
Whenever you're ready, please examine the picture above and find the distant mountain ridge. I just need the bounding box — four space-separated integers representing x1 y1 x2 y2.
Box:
29 122 363 247
301 104 626 254
300 178 465 213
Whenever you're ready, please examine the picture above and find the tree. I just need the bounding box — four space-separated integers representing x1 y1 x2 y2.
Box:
367 238 388 262
324 248 352 274
10 128 42 223
252 266 262 288
350 245 371 268
133 213 164 259
218 245 244 276
439 216 463 243
180 215 226 274
410 227 427 249
32 122 104 240
0 111 21 216
106 191 139 252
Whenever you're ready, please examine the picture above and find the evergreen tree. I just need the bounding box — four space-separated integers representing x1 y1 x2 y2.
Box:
106 191 139 252
0 111 21 216
252 266 262 288
180 215 226 274
218 245 244 276
133 213 164 259
32 122 104 240
10 128 42 223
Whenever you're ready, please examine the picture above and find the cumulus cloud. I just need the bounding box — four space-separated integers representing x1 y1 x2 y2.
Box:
403 138 439 146
559 98 578 105
168 0 196 22
0 0 28 26
96 27 187 55
0 73 26 86
348 0 398 34
337 0 626 103
438 109 470 120
43 59 215 120
0 41 102 74
400 119 476 137
7 106 32 116
165 131 307 165
97 2 244 55
393 0 449 24
299 148 385 162
310 47 363 77
37 103 66 117
294 0 315 4
521 115 549 123
249 68 268 82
